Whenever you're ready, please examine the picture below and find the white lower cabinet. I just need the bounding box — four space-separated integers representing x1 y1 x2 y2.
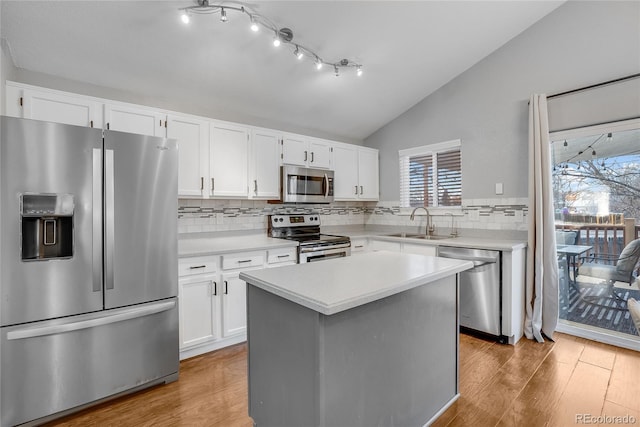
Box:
179 273 219 348
370 239 402 252
178 246 297 359
402 243 437 257
221 272 248 337
350 237 370 254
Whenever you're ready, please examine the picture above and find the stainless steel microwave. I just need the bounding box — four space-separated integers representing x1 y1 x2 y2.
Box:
281 165 334 204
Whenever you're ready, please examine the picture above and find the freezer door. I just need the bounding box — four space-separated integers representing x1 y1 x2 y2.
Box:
1 299 179 426
103 130 178 309
0 117 103 326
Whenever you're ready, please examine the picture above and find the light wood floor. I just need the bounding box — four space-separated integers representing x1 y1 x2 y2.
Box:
46 333 640 427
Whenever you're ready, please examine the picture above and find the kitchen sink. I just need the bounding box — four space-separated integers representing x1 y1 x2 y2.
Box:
385 233 452 240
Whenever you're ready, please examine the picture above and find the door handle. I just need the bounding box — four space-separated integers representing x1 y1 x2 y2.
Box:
324 174 329 198
304 151 308 162
105 149 115 291
200 177 204 191
355 185 358 195
224 280 228 295
311 152 314 163
254 180 258 194
7 300 176 340
211 178 215 192
212 281 217 296
360 186 363 195
92 148 103 292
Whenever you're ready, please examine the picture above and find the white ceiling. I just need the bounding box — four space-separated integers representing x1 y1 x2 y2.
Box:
1 1 564 141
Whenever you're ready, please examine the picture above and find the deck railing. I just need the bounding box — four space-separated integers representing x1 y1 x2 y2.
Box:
555 223 638 264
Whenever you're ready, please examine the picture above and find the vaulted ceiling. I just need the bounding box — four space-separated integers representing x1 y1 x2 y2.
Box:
1 1 564 141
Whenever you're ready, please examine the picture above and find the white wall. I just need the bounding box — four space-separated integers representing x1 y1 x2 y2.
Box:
1 38 18 116
365 1 640 202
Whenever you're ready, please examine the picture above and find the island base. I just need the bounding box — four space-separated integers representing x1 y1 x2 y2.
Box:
246 275 459 427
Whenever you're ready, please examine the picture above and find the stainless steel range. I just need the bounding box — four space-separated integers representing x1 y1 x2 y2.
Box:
269 214 351 263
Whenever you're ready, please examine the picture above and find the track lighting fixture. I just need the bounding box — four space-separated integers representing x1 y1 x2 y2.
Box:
563 140 568 147
606 132 613 143
178 0 363 77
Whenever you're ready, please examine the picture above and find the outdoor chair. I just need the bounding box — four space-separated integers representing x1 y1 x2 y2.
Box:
577 238 640 301
629 298 640 335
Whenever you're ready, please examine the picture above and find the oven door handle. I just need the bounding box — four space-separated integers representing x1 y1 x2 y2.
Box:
299 242 351 253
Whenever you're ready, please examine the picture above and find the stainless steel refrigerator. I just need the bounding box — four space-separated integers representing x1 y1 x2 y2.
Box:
0 116 179 426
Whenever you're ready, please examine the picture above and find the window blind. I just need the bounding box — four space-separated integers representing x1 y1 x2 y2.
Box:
399 141 461 208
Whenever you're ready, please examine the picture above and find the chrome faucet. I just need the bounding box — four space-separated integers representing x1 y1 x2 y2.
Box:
409 207 435 236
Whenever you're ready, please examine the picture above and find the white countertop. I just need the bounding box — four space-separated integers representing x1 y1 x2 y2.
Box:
324 226 527 251
178 234 297 258
240 251 473 315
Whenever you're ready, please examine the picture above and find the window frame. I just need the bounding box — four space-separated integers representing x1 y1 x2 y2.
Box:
399 139 462 209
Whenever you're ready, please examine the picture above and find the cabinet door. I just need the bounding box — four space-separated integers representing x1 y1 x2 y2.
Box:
179 275 218 349
251 129 281 199
210 122 249 197
282 136 308 166
333 145 359 200
168 115 210 197
221 272 247 337
402 243 437 257
370 239 402 252
350 237 370 254
308 140 332 169
104 103 166 137
358 149 379 200
21 88 102 128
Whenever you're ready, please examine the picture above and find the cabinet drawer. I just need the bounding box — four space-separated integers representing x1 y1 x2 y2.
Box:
351 238 369 253
179 256 218 277
267 247 298 265
222 251 265 270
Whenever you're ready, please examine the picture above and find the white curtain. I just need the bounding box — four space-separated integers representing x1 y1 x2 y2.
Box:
525 94 559 342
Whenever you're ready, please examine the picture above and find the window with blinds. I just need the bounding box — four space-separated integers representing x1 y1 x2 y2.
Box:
399 140 462 208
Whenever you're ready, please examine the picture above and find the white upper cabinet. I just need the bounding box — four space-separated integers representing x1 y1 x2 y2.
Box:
7 84 102 128
333 144 360 199
209 121 250 197
167 114 210 197
104 103 166 137
358 147 379 200
250 128 281 199
282 135 332 169
333 144 379 201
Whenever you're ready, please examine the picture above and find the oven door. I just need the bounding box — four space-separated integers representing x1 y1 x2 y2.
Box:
282 166 334 204
299 244 351 263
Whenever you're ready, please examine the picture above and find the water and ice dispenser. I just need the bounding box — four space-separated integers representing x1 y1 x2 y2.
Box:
21 194 74 260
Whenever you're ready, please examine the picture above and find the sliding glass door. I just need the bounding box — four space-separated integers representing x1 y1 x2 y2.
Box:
550 118 640 350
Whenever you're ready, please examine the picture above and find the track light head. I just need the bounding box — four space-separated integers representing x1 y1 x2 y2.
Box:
220 7 227 22
356 65 363 77
250 16 259 32
181 11 190 24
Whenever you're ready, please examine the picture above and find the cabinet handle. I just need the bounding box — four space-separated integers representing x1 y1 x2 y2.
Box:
213 281 217 296
189 265 206 269
254 180 258 194
360 185 363 195
304 151 308 162
238 259 252 264
355 185 358 195
90 120 94 128
354 245 364 249
200 177 204 191
311 152 314 163
211 178 215 191
277 254 290 258
224 280 228 295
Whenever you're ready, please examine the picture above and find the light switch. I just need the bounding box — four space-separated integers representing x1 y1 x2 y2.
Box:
495 183 503 195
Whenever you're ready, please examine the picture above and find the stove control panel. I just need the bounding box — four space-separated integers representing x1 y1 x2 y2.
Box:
271 214 320 227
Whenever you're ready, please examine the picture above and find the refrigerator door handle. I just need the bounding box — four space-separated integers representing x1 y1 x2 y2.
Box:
92 148 103 292
6 300 176 341
105 149 115 290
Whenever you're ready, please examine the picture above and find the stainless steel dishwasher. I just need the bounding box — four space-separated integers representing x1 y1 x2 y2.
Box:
438 246 505 343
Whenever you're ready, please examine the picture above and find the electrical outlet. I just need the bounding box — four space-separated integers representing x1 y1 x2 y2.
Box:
495 183 504 195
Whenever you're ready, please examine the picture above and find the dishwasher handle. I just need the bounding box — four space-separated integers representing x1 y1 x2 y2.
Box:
438 249 499 265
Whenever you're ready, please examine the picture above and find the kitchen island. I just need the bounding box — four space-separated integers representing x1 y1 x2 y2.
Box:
240 251 473 427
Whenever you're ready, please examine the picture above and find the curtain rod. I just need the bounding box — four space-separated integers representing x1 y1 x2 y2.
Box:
546 73 640 100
